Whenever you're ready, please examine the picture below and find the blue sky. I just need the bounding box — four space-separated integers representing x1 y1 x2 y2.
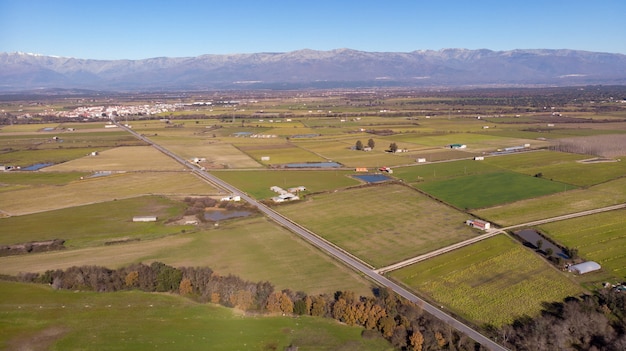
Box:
1 0 624 60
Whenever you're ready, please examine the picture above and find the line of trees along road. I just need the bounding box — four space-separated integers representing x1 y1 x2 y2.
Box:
12 263 482 351
11 263 626 350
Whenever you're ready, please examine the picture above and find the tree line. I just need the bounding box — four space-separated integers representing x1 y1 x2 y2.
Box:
8 262 626 350
10 262 482 351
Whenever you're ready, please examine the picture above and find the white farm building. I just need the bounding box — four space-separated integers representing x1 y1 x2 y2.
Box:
133 216 157 222
466 219 491 231
569 261 601 275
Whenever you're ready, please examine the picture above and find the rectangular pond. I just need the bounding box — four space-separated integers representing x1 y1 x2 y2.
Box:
353 174 392 183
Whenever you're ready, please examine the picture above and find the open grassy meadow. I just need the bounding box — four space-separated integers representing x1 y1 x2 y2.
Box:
392 159 502 183
0 215 375 296
0 171 88 186
43 146 184 172
483 150 626 187
538 209 626 279
211 169 360 199
294 138 417 167
0 172 217 215
151 138 264 168
0 281 391 351
236 143 326 165
390 234 583 327
415 171 574 210
276 183 477 268
474 177 626 226
0 196 191 248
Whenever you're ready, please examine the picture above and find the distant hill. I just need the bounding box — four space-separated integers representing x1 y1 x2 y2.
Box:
1 48 625 91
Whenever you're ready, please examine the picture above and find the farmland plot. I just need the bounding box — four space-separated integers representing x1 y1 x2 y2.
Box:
0 216 374 296
416 172 574 210
295 139 415 167
474 177 626 226
236 143 325 165
0 171 217 215
0 196 190 248
211 169 359 199
390 235 583 326
44 146 183 172
276 183 477 268
0 282 389 351
483 150 626 187
538 209 626 278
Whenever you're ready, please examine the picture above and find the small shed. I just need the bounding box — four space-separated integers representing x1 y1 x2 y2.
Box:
569 261 601 275
133 216 157 222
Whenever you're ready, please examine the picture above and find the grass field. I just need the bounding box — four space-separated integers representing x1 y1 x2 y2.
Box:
415 171 575 209
0 281 391 351
294 139 417 168
276 183 477 268
0 172 217 216
474 177 626 226
43 146 184 172
483 150 626 186
0 215 375 296
151 138 263 168
390 235 583 327
0 196 191 248
211 169 360 199
537 209 626 279
0 171 89 185
392 159 502 183
0 147 109 168
237 143 326 165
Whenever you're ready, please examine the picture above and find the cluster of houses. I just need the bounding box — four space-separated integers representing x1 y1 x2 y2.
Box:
270 185 305 203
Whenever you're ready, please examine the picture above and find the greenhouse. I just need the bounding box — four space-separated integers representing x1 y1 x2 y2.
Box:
569 261 601 275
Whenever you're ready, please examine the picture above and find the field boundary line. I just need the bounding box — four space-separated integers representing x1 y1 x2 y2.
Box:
501 203 626 231
375 230 502 274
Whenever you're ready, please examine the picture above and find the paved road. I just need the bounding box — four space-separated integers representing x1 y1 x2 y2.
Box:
117 121 508 351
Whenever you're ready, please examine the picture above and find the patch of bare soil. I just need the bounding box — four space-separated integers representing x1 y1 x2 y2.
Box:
167 215 200 225
6 326 69 351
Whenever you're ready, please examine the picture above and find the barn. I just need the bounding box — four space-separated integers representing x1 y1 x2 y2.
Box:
569 261 601 275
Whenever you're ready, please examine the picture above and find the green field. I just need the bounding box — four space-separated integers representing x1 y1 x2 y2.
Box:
474 177 626 226
483 150 626 186
538 209 626 278
390 235 583 327
392 159 502 183
211 169 360 199
416 171 575 209
276 183 477 268
0 196 191 248
0 210 374 295
237 143 326 165
0 171 89 186
0 281 391 351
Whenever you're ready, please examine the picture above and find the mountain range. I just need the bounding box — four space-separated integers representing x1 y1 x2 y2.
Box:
1 48 626 91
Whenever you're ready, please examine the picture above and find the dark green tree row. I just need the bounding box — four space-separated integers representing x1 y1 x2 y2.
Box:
12 263 482 350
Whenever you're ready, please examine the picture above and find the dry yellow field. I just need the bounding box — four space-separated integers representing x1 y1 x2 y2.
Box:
0 172 219 215
153 140 263 168
43 146 183 171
